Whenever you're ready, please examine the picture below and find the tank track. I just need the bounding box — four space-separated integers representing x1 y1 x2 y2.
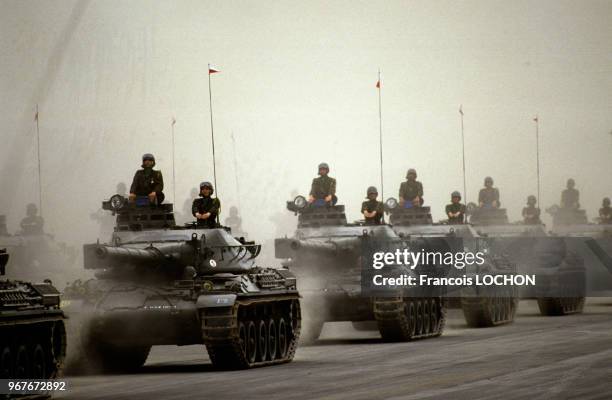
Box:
537 297 585 316
461 286 518 327
0 320 66 379
373 297 445 341
201 295 301 369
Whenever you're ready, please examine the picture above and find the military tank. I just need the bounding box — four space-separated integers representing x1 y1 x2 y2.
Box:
385 199 519 327
547 205 612 297
466 203 586 316
67 194 300 372
0 214 78 283
275 196 446 343
0 249 67 379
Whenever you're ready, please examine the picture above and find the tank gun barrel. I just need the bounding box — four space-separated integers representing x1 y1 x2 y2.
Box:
275 237 362 259
85 243 192 270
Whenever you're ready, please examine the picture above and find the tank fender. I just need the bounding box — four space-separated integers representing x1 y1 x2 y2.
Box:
196 293 237 309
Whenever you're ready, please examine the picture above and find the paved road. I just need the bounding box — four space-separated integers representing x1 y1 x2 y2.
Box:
57 299 612 400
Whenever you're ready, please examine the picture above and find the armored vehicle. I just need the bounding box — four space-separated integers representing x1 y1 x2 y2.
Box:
275 196 446 343
547 205 612 296
0 249 67 378
0 214 78 283
465 204 586 316
68 194 300 372
385 199 519 327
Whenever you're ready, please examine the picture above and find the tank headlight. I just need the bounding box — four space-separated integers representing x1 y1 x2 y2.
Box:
293 195 307 209
109 194 127 211
385 197 398 210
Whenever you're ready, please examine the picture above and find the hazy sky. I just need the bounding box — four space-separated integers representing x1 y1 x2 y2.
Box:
1 0 611 247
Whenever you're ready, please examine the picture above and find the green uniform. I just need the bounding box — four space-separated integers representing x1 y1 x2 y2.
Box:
522 206 541 225
600 206 612 224
130 168 164 196
20 215 44 235
399 180 423 202
445 203 466 224
192 196 221 229
361 199 384 225
478 187 500 206
561 188 580 209
310 175 336 199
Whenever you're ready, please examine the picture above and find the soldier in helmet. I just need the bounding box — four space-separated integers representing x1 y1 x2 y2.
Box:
225 206 244 235
129 153 165 205
522 195 541 225
398 168 423 208
599 197 611 224
20 203 44 235
478 176 500 208
445 191 466 224
361 186 384 225
309 162 337 206
560 178 580 209
0 215 10 236
192 181 221 228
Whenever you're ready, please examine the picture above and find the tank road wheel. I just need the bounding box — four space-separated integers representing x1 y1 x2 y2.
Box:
31 344 46 379
462 291 517 328
422 301 431 334
202 298 300 369
15 345 29 378
277 318 288 359
238 322 247 357
537 297 585 316
374 297 444 342
257 320 268 362
0 346 12 378
50 321 67 377
246 321 257 364
267 319 277 360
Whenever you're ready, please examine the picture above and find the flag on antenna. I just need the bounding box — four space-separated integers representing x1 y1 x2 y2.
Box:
376 79 381 89
208 65 220 74
459 105 464 115
34 110 38 121
171 116 176 126
533 116 538 122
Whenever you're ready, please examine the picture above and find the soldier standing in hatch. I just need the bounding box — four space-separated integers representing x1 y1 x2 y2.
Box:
445 191 466 224
398 168 423 208
192 181 221 229
560 178 580 209
522 195 541 225
599 198 611 224
361 186 384 225
309 162 337 205
20 203 44 235
129 153 165 204
478 176 500 208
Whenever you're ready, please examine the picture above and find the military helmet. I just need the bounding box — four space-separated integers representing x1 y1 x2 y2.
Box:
26 203 38 216
604 197 611 206
366 186 378 196
451 191 461 199
199 181 214 195
142 153 156 167
318 162 329 171
406 168 417 179
484 176 493 185
567 178 575 188
527 195 537 205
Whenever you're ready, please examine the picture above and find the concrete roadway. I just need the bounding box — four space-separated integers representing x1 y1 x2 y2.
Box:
56 299 612 400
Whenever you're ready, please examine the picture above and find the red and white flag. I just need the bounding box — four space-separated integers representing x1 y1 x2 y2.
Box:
208 64 220 74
